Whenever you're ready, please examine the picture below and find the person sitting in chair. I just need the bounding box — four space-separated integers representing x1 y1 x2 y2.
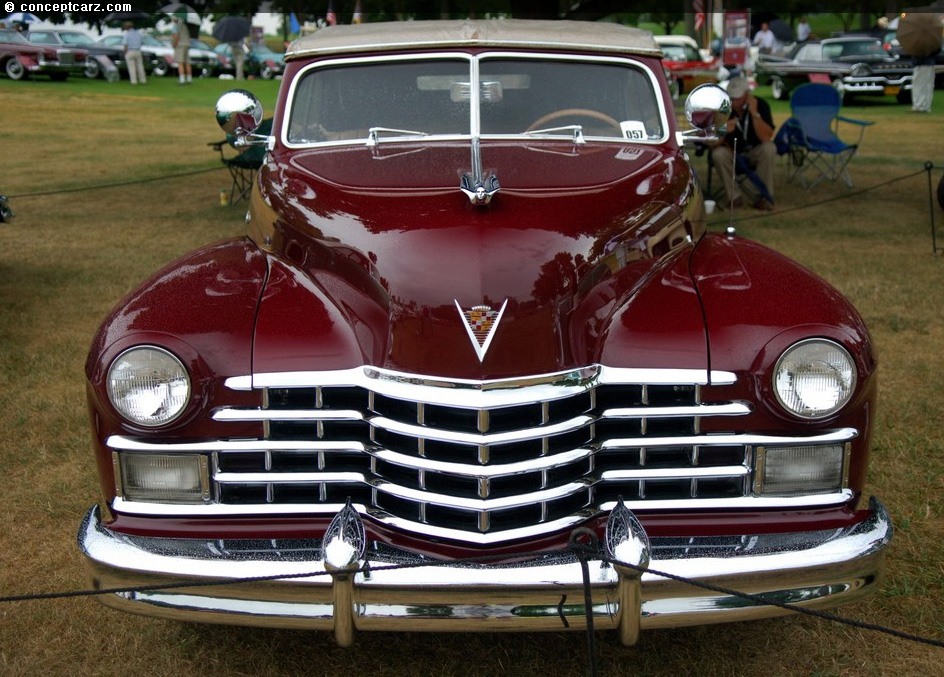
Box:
711 76 777 211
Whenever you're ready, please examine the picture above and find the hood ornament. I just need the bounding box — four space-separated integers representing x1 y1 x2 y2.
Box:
460 136 500 206
455 299 508 362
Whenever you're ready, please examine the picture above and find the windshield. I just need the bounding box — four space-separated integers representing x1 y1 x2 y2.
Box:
58 32 95 46
661 45 701 62
287 54 664 146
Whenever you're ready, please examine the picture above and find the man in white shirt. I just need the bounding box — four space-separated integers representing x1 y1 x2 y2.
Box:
753 22 776 54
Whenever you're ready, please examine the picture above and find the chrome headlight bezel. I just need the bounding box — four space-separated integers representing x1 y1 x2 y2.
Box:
106 346 191 427
773 338 857 420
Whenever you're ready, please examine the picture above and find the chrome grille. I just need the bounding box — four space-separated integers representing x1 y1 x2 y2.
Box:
206 366 754 537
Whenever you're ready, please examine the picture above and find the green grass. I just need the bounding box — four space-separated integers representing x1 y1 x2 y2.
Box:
0 73 942 676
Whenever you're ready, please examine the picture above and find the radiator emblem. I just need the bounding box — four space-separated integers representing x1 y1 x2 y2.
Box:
455 299 508 362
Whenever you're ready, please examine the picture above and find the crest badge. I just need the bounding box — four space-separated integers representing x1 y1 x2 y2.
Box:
455 299 508 362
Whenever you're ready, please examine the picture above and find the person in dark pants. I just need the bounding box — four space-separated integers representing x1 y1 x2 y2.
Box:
711 75 777 210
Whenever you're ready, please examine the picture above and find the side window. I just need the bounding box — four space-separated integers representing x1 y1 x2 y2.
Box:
29 32 55 45
796 44 821 61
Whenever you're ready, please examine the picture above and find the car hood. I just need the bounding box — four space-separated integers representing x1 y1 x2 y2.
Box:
252 140 706 379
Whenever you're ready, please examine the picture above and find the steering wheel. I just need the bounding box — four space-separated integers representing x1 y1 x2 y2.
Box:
525 108 622 134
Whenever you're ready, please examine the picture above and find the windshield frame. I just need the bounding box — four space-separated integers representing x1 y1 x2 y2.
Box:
283 51 669 150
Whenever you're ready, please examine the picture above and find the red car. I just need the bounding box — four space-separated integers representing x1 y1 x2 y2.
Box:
79 20 890 645
0 27 87 81
656 35 721 98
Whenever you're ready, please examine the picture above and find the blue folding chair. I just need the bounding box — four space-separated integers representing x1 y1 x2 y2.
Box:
774 84 874 189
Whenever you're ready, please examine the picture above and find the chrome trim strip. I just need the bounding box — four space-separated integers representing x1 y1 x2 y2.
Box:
111 490 856 540
107 436 367 454
213 408 364 422
369 446 592 478
371 414 593 446
215 472 367 484
601 428 857 450
224 364 737 407
602 403 750 418
600 465 750 481
374 478 588 511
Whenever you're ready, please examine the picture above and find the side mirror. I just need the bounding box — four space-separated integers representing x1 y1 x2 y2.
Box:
216 89 264 140
683 83 731 139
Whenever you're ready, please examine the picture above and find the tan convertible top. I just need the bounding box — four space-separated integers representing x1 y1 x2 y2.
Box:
286 19 661 59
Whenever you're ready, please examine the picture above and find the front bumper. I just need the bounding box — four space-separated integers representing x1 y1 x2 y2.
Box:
79 499 891 645
842 75 913 94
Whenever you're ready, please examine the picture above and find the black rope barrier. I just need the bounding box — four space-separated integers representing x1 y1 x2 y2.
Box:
709 165 933 224
4 165 224 199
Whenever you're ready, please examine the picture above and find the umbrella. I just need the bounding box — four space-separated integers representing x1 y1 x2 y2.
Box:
769 19 793 43
103 10 154 25
212 16 251 44
897 12 944 57
159 3 200 25
3 12 41 24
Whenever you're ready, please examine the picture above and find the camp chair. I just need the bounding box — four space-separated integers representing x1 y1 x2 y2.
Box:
774 84 873 189
209 118 273 205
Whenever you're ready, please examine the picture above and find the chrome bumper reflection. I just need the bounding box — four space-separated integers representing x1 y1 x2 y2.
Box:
78 499 891 645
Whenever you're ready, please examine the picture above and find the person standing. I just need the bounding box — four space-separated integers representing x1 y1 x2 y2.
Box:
752 22 776 54
797 16 811 42
230 39 245 80
171 17 192 84
711 76 777 210
122 21 146 85
910 50 938 113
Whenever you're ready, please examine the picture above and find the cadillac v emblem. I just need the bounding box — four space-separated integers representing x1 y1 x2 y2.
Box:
455 299 508 362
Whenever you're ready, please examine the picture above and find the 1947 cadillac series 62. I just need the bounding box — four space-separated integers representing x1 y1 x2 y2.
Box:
78 20 891 645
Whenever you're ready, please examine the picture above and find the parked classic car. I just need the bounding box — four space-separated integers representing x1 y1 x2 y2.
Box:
213 41 284 79
189 38 228 76
79 20 891 646
655 34 721 99
0 27 87 80
97 32 214 78
26 28 157 80
757 35 914 102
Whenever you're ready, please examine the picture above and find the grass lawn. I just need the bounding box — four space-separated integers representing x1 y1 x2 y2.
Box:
0 69 942 677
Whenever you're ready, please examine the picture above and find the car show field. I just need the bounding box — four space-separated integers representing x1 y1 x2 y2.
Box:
0 40 942 677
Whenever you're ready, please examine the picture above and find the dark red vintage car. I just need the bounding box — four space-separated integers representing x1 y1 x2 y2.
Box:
79 20 890 645
0 27 87 81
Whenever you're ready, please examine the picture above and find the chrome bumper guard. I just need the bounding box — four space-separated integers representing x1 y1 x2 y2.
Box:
79 499 891 646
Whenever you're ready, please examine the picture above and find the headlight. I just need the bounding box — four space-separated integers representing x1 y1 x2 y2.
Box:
773 339 856 419
850 63 871 77
107 346 191 426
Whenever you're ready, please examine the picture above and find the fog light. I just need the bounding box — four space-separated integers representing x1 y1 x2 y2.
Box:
119 453 209 503
757 444 846 496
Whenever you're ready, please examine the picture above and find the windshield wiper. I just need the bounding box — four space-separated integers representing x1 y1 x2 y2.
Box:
524 125 585 144
366 127 428 147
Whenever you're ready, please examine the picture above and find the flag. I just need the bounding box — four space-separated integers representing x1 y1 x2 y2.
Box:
352 0 363 24
326 1 337 26
693 0 705 32
289 12 300 34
